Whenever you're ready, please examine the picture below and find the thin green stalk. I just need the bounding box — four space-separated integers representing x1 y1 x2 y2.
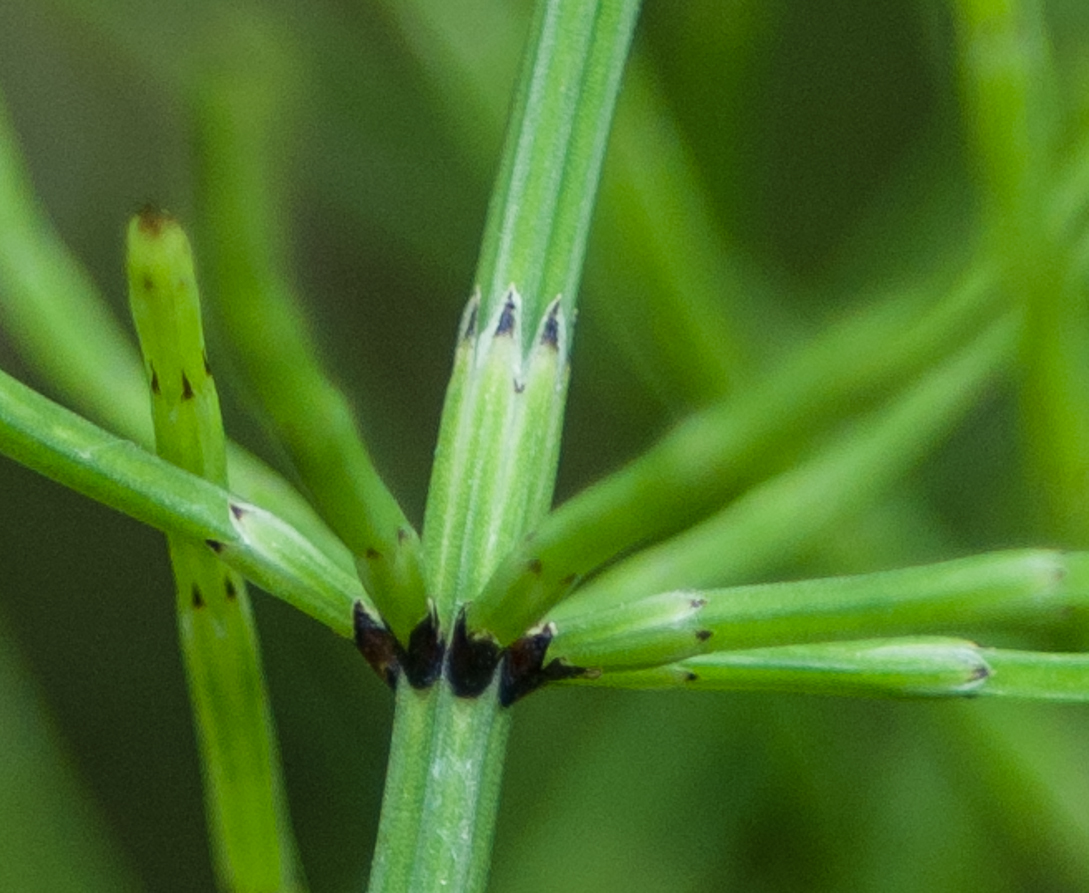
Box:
126 210 304 892
370 4 640 892
566 637 1089 702
0 365 362 636
982 650 1089 699
547 549 1089 670
569 637 991 697
191 17 427 641
562 314 1016 611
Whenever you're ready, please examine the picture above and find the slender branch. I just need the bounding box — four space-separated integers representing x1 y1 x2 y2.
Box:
567 637 991 697
547 550 1089 670
126 210 305 891
191 19 427 640
0 366 363 636
566 637 1089 702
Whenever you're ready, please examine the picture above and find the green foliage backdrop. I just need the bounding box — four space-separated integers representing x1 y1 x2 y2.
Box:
1 1 1089 890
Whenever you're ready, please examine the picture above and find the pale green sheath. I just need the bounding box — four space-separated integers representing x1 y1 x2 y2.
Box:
127 208 304 893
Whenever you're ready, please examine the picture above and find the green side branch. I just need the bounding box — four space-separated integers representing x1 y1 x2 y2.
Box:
546 549 1089 670
566 314 1015 610
564 636 1089 702
190 19 427 641
0 360 362 636
567 637 991 697
126 210 305 892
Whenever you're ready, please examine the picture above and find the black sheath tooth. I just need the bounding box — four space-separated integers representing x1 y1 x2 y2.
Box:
401 606 445 690
494 291 517 337
462 298 480 341
181 372 194 400
499 625 589 707
540 300 561 349
353 602 402 690
446 609 502 698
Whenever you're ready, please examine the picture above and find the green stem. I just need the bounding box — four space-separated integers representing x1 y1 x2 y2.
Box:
565 637 1089 702
191 16 427 640
127 211 304 891
367 682 510 892
564 315 1015 608
548 549 1089 670
370 3 639 891
0 366 363 635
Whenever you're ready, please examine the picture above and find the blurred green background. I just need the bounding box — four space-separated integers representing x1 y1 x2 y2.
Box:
2 1 1089 890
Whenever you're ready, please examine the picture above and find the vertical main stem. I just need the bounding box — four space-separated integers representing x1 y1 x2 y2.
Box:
368 683 510 893
367 2 640 892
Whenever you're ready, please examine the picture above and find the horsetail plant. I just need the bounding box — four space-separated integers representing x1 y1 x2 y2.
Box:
3 0 1089 891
